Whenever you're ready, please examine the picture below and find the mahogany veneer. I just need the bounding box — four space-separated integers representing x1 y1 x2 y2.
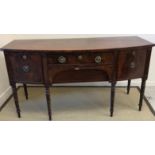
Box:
1 36 154 120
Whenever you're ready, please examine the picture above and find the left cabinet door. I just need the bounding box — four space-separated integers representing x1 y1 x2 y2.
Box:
5 52 43 83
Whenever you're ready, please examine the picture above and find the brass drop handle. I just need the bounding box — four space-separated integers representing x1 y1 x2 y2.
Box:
74 67 80 71
22 65 30 73
95 56 102 64
22 55 28 60
78 55 83 60
130 62 136 69
58 56 66 64
132 51 136 56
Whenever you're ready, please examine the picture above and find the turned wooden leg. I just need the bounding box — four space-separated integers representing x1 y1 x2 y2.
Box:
45 86 52 120
11 83 21 118
127 80 131 94
139 78 146 111
23 84 28 100
110 82 116 117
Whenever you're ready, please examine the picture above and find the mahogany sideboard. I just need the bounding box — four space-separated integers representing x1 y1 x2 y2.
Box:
1 36 154 120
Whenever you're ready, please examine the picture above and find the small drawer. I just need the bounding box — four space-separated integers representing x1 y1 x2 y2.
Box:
47 52 114 65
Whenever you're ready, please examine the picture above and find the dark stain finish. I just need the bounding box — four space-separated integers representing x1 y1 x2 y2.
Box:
1 36 154 120
5 52 43 83
1 36 154 51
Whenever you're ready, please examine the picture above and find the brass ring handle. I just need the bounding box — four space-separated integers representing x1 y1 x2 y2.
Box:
95 56 102 64
78 55 83 60
22 55 28 60
58 56 66 64
22 65 30 73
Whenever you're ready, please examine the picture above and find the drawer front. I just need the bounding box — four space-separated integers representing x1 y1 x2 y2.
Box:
7 53 43 83
47 52 114 65
47 52 114 83
117 49 147 80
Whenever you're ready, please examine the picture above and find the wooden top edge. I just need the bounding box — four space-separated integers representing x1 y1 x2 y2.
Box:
1 36 155 52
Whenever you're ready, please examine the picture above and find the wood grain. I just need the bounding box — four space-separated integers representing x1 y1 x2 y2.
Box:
1 37 154 120
1 36 154 52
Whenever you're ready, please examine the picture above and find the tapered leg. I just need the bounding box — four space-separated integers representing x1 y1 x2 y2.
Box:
45 86 52 120
23 84 28 100
127 80 131 94
139 78 146 111
110 82 116 117
11 83 21 118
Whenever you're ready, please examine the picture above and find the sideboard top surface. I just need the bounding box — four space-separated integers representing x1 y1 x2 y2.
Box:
1 36 154 52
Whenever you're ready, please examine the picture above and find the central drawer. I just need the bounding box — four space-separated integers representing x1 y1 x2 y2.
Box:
47 52 114 65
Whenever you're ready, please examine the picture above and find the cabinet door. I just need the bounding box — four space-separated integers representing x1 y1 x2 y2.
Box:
6 53 43 83
117 49 148 81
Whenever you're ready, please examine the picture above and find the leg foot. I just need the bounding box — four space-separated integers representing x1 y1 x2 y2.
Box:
139 78 146 111
23 84 28 100
11 84 21 118
110 82 116 117
45 86 52 121
127 80 131 95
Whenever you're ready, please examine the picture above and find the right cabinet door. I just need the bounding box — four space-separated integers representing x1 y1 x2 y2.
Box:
117 48 148 81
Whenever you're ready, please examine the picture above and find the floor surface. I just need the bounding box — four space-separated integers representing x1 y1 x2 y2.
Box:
0 87 154 121
145 86 155 110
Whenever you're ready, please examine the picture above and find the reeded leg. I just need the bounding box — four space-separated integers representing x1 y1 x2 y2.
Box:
45 86 52 121
139 78 146 111
23 84 28 100
127 80 131 94
110 82 116 117
11 83 21 118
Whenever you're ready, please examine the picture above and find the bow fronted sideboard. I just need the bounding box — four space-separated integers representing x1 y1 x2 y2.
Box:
1 36 154 120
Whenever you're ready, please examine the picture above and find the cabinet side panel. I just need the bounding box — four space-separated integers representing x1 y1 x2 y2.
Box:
4 52 14 84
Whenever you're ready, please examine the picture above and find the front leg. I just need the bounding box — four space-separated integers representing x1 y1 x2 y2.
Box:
11 83 21 118
139 78 146 111
45 85 52 121
110 82 116 117
127 80 131 94
23 84 28 100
